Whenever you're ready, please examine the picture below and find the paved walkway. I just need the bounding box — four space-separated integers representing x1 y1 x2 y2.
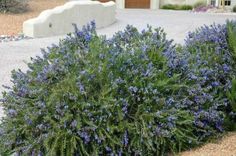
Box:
0 9 235 117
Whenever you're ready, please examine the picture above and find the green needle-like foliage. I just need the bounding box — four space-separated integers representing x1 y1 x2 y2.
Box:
227 21 236 61
1 21 236 155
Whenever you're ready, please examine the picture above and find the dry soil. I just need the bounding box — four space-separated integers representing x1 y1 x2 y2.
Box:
0 0 66 35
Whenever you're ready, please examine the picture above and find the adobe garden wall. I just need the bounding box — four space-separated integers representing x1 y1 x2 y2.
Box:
23 1 116 37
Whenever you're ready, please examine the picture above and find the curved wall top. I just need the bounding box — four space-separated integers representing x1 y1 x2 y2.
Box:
23 1 116 37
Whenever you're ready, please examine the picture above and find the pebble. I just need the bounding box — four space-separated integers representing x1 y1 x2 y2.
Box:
0 34 32 43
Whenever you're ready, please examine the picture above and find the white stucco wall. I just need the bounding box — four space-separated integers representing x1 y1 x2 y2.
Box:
160 0 186 6
232 0 236 7
151 0 160 9
116 0 125 8
223 0 236 9
23 1 116 37
159 0 201 6
186 0 204 5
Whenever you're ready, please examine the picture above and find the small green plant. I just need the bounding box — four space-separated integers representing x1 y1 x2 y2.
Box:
162 4 173 9
227 21 236 61
227 79 236 113
162 4 193 10
193 0 207 8
226 79 236 130
180 5 193 10
0 0 28 13
225 21 236 131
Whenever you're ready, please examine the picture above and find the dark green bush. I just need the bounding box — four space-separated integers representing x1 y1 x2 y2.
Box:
225 21 236 131
180 5 193 10
162 4 175 9
233 5 236 12
0 0 28 13
162 4 193 10
227 21 236 60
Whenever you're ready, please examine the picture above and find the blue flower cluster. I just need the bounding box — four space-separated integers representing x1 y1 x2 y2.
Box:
0 21 236 155
182 22 236 131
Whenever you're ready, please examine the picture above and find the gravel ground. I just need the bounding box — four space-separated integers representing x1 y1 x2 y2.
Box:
181 133 236 156
0 0 66 35
0 34 32 42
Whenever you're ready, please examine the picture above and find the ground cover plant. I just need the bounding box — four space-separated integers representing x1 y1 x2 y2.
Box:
192 0 215 13
0 21 236 155
193 5 215 12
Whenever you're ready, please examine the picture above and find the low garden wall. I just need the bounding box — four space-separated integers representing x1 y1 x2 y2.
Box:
23 1 116 37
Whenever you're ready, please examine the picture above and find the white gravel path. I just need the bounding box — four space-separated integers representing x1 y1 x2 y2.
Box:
0 9 235 118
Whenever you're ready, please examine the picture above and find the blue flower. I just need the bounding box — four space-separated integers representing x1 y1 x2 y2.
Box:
122 130 129 147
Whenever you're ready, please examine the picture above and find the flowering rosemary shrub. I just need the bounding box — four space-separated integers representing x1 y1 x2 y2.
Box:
0 22 201 155
183 22 236 131
1 21 236 155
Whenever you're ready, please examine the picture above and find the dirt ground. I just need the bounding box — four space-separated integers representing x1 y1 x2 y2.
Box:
0 0 66 35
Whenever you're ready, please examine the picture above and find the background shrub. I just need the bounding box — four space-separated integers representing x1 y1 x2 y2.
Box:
233 5 236 12
161 4 174 9
192 1 213 12
225 21 236 130
162 4 193 10
180 5 193 10
226 79 236 130
227 21 236 60
0 0 28 13
193 0 207 8
193 5 214 12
